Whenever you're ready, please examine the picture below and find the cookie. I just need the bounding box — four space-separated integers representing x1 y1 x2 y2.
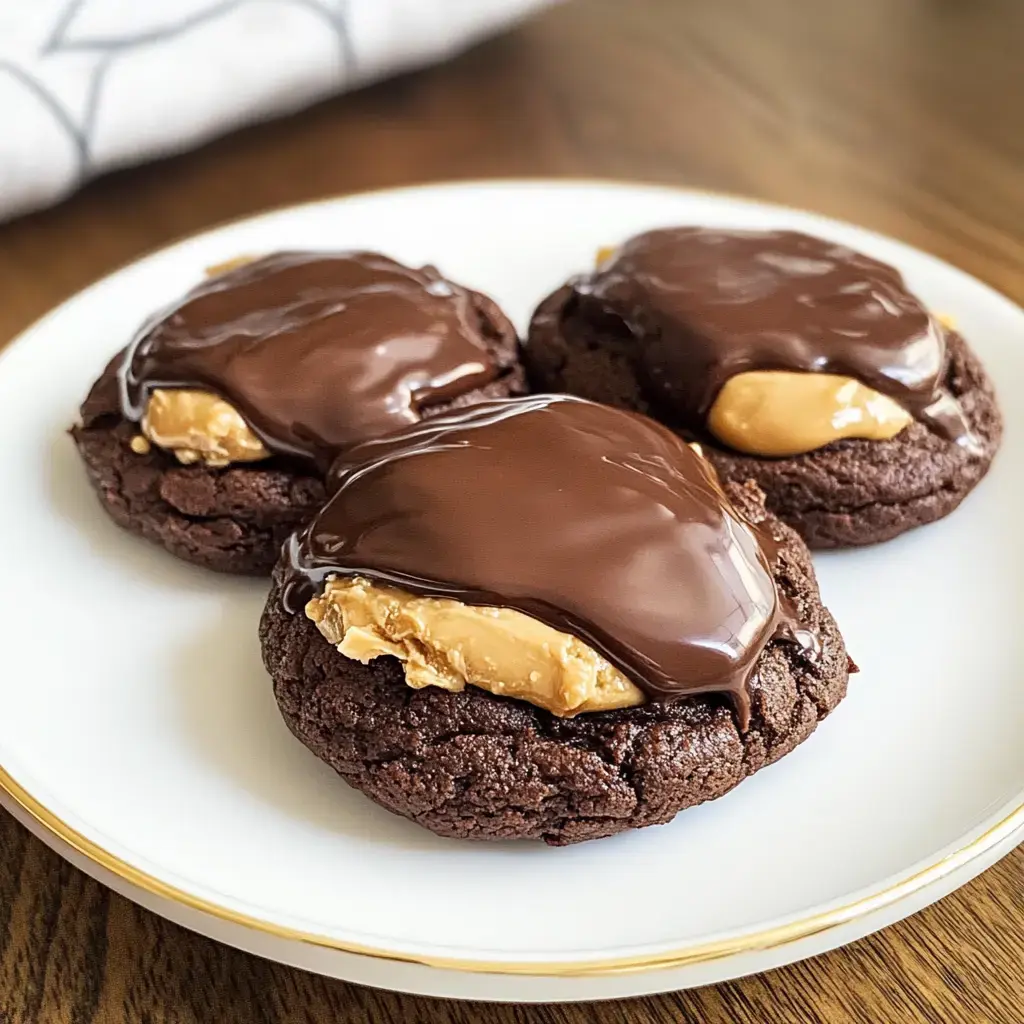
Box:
524 229 1002 548
262 395 851 844
71 252 525 574
262 480 849 846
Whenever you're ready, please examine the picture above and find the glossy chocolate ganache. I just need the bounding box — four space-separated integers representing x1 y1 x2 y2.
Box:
283 394 818 727
118 251 505 463
574 228 978 451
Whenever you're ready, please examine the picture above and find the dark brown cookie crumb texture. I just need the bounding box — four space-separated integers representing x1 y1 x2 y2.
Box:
260 482 850 845
524 286 1003 548
70 290 525 575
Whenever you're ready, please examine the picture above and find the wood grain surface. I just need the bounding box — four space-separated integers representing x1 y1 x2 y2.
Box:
2 0 1023 1020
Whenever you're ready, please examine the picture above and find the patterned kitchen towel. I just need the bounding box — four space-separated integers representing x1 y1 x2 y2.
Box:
0 0 555 221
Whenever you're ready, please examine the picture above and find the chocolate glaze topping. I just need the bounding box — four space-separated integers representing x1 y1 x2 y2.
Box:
118 251 501 462
575 228 977 451
283 394 817 726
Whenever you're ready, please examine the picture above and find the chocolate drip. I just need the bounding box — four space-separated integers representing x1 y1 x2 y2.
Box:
283 394 817 727
118 252 500 462
575 228 977 452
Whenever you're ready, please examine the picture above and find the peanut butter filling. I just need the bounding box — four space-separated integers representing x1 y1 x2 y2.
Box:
306 576 646 717
707 370 912 457
204 254 257 277
139 388 270 467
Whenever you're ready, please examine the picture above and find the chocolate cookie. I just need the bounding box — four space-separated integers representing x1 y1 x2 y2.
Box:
262 396 851 844
71 252 525 575
262 482 848 846
524 229 1002 548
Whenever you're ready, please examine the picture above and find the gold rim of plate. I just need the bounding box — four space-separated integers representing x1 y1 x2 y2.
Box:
3 180 1022 977
3 763 1022 976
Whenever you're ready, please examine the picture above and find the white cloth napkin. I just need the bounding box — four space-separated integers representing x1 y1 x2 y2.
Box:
0 0 554 221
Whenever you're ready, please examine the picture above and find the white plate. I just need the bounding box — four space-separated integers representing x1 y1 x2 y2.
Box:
1 181 1022 1003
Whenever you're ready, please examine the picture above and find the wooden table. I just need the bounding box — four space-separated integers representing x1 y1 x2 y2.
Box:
2 0 1023 1020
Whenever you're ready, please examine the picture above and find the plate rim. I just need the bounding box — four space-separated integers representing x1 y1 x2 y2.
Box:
4 761 1022 975
3 178 1023 977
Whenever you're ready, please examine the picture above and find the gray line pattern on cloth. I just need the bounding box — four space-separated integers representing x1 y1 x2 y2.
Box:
7 0 356 182
0 60 88 172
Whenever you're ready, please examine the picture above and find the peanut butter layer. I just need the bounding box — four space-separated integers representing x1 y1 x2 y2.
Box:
707 370 912 456
141 388 270 467
306 576 645 717
204 255 256 277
